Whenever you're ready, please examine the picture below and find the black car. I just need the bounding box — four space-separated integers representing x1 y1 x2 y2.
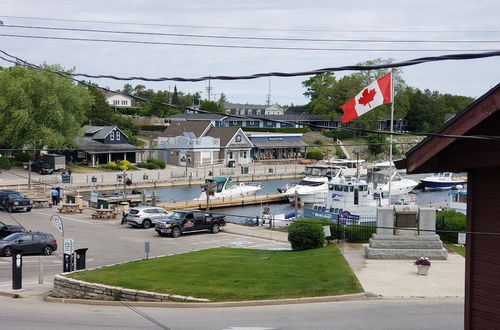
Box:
0 232 57 257
0 190 33 212
0 220 24 239
30 160 54 175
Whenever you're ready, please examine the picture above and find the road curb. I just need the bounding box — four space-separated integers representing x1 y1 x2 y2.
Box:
44 292 374 308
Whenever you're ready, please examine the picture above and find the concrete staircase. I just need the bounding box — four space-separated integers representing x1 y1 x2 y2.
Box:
365 234 448 259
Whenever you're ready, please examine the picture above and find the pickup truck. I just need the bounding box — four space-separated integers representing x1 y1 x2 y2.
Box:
154 210 226 238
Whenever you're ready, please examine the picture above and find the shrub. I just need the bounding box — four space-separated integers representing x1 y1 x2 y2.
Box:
118 164 128 171
142 158 166 169
306 150 323 161
436 210 466 243
288 221 325 251
107 161 117 168
140 125 167 131
14 152 33 162
136 162 148 169
313 139 324 145
0 157 11 170
299 218 375 243
119 160 132 167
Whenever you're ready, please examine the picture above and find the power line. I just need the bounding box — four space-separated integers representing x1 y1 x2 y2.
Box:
3 24 500 44
2 15 500 34
2 48 499 83
0 33 498 53
2 49 500 142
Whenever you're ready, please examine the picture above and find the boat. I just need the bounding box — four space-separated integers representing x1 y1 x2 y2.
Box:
420 172 467 190
324 159 367 178
302 178 389 226
195 177 261 200
282 165 345 204
370 170 418 196
447 188 467 214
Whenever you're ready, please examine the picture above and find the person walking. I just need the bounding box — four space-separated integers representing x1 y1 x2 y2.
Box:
51 188 59 205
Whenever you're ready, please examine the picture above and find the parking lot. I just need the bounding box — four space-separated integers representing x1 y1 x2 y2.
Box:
0 208 290 284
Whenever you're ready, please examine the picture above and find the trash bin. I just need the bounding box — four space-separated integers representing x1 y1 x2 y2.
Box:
66 195 76 203
74 248 88 270
97 199 109 209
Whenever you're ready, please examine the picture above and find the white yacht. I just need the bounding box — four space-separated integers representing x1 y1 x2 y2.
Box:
371 170 418 196
195 177 261 200
283 165 345 204
420 172 467 190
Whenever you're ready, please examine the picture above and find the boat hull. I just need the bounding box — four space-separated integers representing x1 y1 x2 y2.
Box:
420 180 466 189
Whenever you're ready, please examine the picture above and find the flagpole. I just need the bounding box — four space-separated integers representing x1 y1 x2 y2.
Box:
388 68 395 207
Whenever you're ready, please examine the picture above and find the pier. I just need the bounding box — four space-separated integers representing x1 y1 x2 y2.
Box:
159 193 288 211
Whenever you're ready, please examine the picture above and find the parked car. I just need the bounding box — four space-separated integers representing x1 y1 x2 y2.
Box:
124 206 171 229
0 220 25 239
0 190 33 212
0 232 57 257
30 160 54 175
155 210 227 238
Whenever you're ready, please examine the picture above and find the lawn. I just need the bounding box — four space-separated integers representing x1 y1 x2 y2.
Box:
67 245 362 301
446 244 466 257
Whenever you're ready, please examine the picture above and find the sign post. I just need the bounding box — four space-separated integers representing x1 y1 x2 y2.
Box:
63 238 75 272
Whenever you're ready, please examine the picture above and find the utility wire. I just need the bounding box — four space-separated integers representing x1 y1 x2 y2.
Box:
3 24 500 44
2 15 500 34
2 48 498 83
1 49 500 142
0 33 498 53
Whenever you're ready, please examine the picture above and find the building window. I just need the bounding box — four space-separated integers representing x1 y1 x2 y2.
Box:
248 121 254 125
110 131 115 141
229 152 233 159
116 131 121 140
235 135 242 142
240 151 247 158
113 100 120 105
121 100 128 106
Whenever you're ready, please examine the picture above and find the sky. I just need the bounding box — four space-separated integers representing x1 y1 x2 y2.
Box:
0 1 499 106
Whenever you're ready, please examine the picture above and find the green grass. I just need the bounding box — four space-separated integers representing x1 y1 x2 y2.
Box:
67 245 362 301
446 244 466 257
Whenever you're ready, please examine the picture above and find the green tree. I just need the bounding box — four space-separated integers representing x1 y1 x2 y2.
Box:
200 100 222 113
86 86 115 125
171 86 181 105
0 65 93 149
366 134 387 156
122 83 133 95
302 72 338 116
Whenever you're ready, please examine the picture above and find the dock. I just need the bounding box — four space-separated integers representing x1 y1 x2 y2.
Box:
159 193 288 211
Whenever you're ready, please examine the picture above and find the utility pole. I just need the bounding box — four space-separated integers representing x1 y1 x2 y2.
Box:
122 171 127 203
28 160 32 190
206 78 213 102
205 180 211 213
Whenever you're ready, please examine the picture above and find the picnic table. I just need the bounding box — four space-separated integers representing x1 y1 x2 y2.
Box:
58 203 83 213
91 208 117 219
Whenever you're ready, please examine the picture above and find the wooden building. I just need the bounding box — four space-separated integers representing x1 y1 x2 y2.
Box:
395 83 500 329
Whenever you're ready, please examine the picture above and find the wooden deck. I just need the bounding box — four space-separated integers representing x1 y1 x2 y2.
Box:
159 193 288 211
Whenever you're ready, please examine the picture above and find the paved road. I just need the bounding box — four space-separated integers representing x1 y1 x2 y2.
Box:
0 208 289 283
0 295 463 330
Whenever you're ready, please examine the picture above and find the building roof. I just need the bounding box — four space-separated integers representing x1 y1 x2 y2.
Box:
102 91 133 100
395 83 500 174
205 127 244 146
83 125 128 140
161 121 212 138
168 113 226 120
74 137 138 153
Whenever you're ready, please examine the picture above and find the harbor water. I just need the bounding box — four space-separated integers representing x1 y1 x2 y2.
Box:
138 177 457 225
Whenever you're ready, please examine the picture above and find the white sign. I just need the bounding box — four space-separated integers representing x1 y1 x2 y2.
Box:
50 215 64 236
323 225 332 238
63 238 75 255
91 189 98 203
458 232 466 245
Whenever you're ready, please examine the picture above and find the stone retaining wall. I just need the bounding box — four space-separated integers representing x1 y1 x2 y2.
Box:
52 274 209 303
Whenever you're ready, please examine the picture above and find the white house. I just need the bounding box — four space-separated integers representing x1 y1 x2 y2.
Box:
103 91 134 109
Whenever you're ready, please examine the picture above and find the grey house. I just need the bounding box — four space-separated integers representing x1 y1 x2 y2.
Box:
69 126 140 167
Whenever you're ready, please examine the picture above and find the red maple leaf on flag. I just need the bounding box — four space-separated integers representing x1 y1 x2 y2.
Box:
357 88 377 107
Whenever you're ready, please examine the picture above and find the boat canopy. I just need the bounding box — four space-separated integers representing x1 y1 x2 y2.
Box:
206 177 231 193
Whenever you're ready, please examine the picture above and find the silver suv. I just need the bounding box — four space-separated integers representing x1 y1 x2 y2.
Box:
125 206 171 229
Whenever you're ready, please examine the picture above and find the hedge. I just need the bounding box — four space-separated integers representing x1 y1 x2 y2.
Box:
298 218 375 243
436 210 466 243
287 221 325 251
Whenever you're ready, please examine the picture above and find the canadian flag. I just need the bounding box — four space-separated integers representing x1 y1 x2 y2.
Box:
340 73 392 123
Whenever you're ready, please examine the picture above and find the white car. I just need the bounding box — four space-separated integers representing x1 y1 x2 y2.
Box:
124 206 171 229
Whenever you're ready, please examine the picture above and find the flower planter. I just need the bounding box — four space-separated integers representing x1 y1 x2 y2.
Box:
416 265 430 275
